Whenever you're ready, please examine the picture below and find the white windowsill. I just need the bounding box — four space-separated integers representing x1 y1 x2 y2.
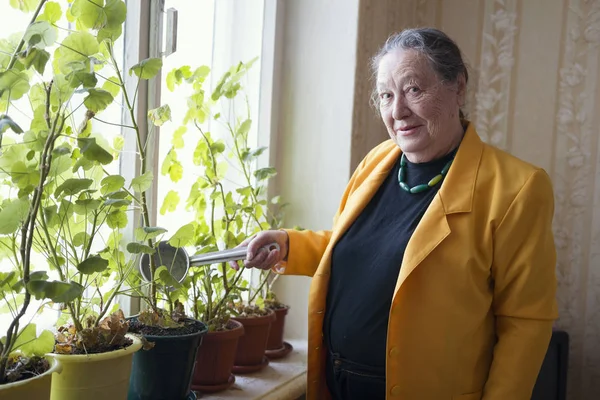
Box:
198 339 307 400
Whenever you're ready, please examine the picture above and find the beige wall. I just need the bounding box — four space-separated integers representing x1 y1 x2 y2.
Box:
271 0 359 341
274 0 600 398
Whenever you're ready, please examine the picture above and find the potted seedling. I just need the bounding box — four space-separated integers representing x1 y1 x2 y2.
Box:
160 57 286 391
256 273 293 359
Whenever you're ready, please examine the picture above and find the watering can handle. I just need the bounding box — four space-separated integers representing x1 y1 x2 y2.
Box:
188 242 280 267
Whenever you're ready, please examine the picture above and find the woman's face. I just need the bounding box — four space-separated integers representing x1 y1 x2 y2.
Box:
377 49 465 162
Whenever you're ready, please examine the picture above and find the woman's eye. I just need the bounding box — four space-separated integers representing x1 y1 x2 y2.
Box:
407 86 420 94
380 93 392 100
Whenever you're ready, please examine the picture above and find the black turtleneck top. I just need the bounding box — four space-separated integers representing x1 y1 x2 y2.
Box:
324 148 457 369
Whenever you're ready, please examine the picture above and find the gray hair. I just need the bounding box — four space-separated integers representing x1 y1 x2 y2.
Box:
370 28 468 118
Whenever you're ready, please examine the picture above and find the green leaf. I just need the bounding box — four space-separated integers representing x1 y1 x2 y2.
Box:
28 83 46 111
172 126 186 149
97 24 122 43
77 255 109 274
73 231 90 247
12 271 48 293
78 137 114 165
71 0 126 32
254 167 277 181
102 0 127 29
53 145 71 157
74 199 101 215
38 2 62 24
103 198 131 207
243 146 267 162
166 65 194 91
168 161 183 182
113 136 124 152
160 190 179 215
13 324 55 357
107 209 127 229
0 271 17 291
0 198 30 235
24 21 57 49
130 170 153 193
54 32 99 75
155 266 181 288
129 58 163 80
9 0 38 12
9 161 39 190
54 178 93 198
126 242 155 254
168 223 194 248
101 175 125 195
106 190 128 199
50 74 75 106
84 88 113 112
0 115 24 134
27 280 84 303
67 70 97 89
161 150 183 183
211 141 225 154
148 104 171 127
193 140 208 166
135 226 167 241
0 69 30 101
191 65 210 82
237 119 252 138
70 0 107 30
102 76 120 97
20 48 50 75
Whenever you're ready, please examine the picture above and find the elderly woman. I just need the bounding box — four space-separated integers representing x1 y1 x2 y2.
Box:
234 28 557 400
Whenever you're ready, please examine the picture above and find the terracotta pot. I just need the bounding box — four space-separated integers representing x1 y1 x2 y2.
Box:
231 310 275 372
266 305 289 350
191 320 244 393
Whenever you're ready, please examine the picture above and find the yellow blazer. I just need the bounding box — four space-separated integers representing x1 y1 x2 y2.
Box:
281 123 558 400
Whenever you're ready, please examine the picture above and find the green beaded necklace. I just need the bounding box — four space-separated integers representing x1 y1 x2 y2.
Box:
397 153 454 194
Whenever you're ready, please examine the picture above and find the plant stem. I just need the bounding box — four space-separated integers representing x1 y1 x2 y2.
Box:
211 267 246 319
196 123 230 293
109 43 158 311
248 269 270 303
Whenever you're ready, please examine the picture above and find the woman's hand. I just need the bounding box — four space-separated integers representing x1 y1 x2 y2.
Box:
229 230 289 271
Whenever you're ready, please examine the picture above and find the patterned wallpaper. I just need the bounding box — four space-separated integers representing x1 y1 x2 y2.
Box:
352 0 600 398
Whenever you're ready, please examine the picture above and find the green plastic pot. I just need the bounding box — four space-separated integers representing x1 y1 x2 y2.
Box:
127 318 208 400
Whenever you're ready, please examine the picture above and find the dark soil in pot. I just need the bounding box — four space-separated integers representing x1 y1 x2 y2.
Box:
2 356 50 384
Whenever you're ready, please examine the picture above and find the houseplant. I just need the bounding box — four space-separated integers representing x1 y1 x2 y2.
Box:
0 0 206 399
0 108 62 398
160 61 255 392
0 1 150 399
161 57 286 390
258 273 293 359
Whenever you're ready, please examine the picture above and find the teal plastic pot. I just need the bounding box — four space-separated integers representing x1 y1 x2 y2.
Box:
127 317 207 400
